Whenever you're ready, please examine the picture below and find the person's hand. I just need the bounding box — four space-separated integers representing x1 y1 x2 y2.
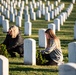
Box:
40 50 45 54
7 47 14 50
44 50 50 54
7 48 11 50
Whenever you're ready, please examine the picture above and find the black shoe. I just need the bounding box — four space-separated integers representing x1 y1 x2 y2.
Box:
11 53 16 57
20 54 23 57
42 62 50 66
43 61 57 66
11 54 16 57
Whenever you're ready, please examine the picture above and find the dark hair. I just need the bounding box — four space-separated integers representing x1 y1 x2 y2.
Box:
9 25 14 30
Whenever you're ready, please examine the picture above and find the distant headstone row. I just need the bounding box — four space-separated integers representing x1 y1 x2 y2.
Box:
0 0 73 34
0 0 76 75
58 19 76 75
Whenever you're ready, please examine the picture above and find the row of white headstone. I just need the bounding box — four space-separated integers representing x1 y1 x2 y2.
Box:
1 33 76 75
1 38 76 75
0 14 75 75
24 0 65 21
0 0 62 33
39 3 73 48
58 13 76 75
0 0 24 14
0 38 36 75
0 1 76 75
0 2 74 43
58 1 76 74
24 2 65 36
58 41 76 75
0 0 25 28
0 0 74 48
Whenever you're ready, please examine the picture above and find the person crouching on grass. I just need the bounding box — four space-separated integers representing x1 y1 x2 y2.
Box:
2 25 24 57
40 28 63 65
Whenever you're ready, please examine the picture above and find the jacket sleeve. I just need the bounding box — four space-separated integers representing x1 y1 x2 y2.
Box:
2 34 9 46
44 40 56 54
9 34 23 49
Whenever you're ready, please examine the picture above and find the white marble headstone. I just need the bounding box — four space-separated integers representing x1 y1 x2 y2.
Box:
68 42 76 63
31 12 36 20
38 29 47 48
45 12 50 21
3 19 9 32
48 23 55 34
74 21 76 39
36 10 41 18
59 63 76 75
16 16 21 27
0 55 9 75
54 18 60 31
24 21 32 36
25 14 30 22
58 15 63 26
50 10 54 19
24 38 36 65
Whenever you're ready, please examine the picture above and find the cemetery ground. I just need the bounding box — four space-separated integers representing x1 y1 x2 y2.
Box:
0 1 76 75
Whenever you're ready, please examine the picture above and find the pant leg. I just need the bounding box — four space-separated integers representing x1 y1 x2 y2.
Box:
7 49 16 57
7 44 23 57
42 54 57 65
14 44 24 57
42 54 51 60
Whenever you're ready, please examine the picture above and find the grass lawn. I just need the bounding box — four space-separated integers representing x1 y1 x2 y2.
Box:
0 0 76 75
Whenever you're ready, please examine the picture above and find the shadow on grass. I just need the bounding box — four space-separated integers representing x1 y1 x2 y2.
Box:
61 39 76 48
9 62 23 65
61 39 75 44
9 61 58 72
9 66 58 72
57 31 73 35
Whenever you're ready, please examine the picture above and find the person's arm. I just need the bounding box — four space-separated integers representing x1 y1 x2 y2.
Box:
2 34 9 46
44 40 56 54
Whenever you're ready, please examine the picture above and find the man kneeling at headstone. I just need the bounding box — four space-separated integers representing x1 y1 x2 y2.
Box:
2 25 24 57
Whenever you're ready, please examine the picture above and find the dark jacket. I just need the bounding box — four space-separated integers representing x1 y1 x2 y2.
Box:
3 33 24 50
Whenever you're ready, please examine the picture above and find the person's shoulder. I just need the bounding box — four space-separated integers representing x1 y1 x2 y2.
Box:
17 33 23 39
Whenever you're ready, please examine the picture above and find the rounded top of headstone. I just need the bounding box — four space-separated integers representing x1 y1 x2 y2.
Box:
54 18 60 20
24 38 36 42
58 15 62 18
75 21 76 25
65 63 76 67
68 42 76 46
48 23 55 25
0 55 8 59
59 63 76 70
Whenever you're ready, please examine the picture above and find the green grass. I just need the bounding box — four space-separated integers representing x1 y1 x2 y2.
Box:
0 1 76 75
9 58 58 75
